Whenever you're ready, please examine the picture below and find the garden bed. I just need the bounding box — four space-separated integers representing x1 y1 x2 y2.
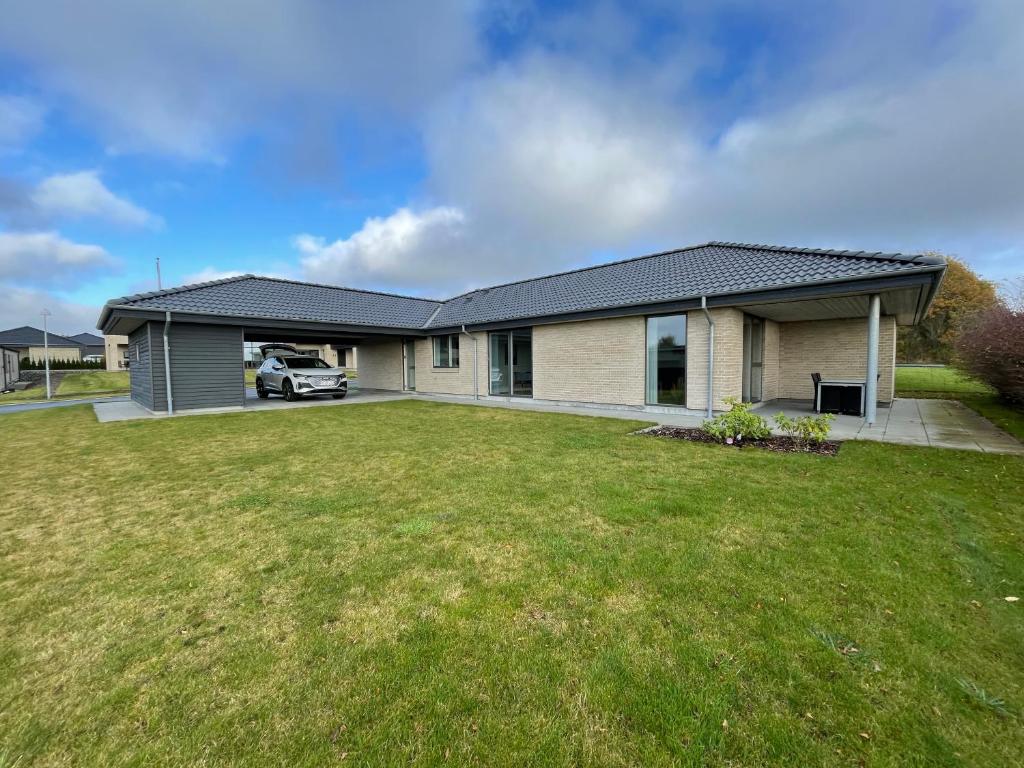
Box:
637 425 841 455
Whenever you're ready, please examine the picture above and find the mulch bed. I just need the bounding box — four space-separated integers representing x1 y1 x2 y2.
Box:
636 425 841 456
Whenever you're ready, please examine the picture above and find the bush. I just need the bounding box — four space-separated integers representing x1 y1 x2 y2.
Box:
702 397 771 444
19 357 104 370
955 306 1024 404
775 412 835 447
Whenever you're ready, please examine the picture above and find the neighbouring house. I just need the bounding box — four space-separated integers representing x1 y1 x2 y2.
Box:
1 345 19 390
104 334 130 370
68 332 106 359
0 326 84 365
97 241 946 420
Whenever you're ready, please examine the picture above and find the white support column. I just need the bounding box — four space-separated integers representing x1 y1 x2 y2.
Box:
865 294 880 424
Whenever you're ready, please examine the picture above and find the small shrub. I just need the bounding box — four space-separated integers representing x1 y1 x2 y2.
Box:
955 306 1024 404
775 412 835 447
702 397 770 444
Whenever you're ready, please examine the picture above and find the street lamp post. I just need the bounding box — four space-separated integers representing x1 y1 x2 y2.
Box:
41 308 52 399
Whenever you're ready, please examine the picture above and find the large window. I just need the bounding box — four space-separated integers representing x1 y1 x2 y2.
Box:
489 328 532 397
646 314 686 405
432 334 460 368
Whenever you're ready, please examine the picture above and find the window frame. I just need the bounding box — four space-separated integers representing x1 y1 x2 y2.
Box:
432 334 460 369
644 313 687 407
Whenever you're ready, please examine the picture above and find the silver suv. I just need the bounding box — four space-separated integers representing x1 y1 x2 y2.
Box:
255 348 348 401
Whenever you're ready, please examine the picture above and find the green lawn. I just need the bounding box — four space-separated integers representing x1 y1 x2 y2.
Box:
0 371 129 404
1 402 1022 766
896 366 1024 442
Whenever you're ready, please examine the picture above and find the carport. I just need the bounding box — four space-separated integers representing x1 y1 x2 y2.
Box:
98 276 435 415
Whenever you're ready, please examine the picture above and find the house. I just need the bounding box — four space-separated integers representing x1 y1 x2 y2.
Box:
68 332 106 359
97 241 946 420
104 335 130 370
0 326 84 364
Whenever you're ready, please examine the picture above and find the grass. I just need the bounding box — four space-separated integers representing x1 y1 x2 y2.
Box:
895 366 1024 442
0 371 129 404
1 401 1022 766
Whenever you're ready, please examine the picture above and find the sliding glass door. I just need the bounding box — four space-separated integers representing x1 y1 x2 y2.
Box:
742 315 764 403
645 314 686 405
489 328 532 397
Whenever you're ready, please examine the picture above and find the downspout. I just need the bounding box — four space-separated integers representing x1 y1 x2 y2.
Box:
700 296 714 419
163 311 174 415
461 325 478 400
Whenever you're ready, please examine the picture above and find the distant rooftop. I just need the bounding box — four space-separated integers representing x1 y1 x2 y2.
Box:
0 326 84 347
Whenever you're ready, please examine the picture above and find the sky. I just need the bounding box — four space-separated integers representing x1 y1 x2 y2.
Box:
0 0 1021 335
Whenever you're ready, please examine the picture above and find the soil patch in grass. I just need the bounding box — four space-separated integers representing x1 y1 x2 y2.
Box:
638 425 841 455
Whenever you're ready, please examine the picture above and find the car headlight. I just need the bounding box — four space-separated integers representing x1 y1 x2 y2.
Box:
293 373 308 381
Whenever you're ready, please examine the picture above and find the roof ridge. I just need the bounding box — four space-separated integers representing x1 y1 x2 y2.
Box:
442 242 719 303
705 240 941 265
109 273 444 309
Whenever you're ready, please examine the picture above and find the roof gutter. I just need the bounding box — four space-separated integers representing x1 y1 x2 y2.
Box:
700 296 714 419
461 325 478 399
163 311 174 416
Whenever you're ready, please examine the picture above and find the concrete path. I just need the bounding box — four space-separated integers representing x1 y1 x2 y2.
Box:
93 387 406 423
0 394 129 415
90 389 1022 455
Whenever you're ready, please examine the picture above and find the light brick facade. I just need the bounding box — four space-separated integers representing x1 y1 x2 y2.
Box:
532 317 646 405
413 332 488 397
353 309 898 410
356 339 404 391
27 345 81 364
685 308 744 411
105 334 129 370
778 316 896 403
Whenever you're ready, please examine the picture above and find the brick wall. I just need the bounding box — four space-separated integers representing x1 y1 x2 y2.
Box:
356 339 404 391
686 308 744 411
778 316 896 403
413 332 488 397
532 316 646 405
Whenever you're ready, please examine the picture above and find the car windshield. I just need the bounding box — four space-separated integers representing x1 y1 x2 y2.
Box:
283 356 330 369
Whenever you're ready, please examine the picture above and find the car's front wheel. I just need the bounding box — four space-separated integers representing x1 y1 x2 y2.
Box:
282 379 300 402
255 378 269 399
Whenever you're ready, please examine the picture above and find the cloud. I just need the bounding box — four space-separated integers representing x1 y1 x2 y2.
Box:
319 0 1019 292
297 207 469 292
30 171 162 229
0 0 481 159
427 56 698 251
0 94 45 148
0 231 114 288
0 284 100 334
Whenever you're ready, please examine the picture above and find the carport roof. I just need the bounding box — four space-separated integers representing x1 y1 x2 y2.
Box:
99 241 946 332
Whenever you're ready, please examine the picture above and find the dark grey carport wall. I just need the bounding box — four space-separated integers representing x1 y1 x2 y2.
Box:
127 321 244 413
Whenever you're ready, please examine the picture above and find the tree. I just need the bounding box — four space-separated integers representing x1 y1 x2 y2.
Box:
897 255 1000 363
